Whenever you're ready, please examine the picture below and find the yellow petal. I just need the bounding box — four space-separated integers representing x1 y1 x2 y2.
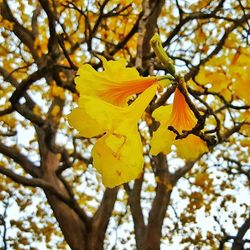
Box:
128 84 158 119
68 84 158 138
152 105 172 122
169 89 197 132
92 129 143 188
105 133 126 153
150 126 175 155
150 104 174 155
69 83 159 187
67 95 122 137
150 88 208 160
174 135 208 161
67 105 106 138
75 58 157 106
90 86 158 187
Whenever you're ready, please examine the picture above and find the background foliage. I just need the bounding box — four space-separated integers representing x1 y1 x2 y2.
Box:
0 0 250 249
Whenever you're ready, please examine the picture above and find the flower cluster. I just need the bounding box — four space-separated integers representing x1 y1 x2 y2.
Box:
68 57 208 188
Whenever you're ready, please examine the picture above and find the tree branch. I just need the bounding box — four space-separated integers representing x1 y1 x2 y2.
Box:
124 176 146 249
185 13 250 81
0 141 40 177
88 187 118 249
144 153 173 249
0 0 38 58
135 0 165 70
9 65 50 106
232 213 250 249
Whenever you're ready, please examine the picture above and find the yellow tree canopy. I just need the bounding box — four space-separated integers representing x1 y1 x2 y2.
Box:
0 0 250 249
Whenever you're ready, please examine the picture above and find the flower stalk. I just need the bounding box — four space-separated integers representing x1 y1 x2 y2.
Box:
150 33 176 77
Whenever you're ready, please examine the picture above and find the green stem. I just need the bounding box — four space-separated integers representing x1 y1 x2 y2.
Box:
150 33 176 77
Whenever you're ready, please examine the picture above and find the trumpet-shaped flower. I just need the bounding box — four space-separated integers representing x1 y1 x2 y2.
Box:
75 57 159 106
68 58 162 188
150 88 208 161
92 85 157 187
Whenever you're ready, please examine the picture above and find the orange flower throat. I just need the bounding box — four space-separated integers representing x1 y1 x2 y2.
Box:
99 77 158 106
168 88 197 133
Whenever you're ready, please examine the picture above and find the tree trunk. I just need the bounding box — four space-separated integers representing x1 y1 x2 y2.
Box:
144 189 172 250
43 150 87 250
87 188 118 250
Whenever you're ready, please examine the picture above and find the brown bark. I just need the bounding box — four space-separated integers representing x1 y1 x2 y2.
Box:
125 177 146 249
133 1 169 249
136 0 165 70
42 150 87 250
127 154 174 250
145 191 172 250
36 97 89 250
87 188 118 250
143 154 173 250
39 123 118 250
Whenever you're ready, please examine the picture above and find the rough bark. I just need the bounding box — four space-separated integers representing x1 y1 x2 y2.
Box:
133 1 169 249
145 190 172 250
136 0 165 70
125 177 146 249
143 154 173 250
87 188 118 250
42 150 88 250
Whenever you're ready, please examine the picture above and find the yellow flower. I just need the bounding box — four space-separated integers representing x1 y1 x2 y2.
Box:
150 88 208 161
68 58 161 187
75 57 158 106
92 86 157 188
